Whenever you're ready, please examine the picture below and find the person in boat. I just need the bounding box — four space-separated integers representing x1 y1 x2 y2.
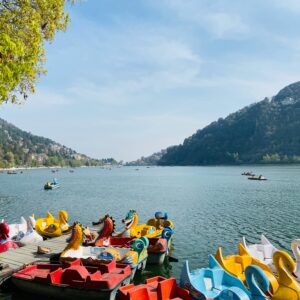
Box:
52 178 58 185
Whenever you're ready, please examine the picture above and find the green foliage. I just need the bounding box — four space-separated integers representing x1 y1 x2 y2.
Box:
0 118 118 168
0 0 74 104
158 82 300 165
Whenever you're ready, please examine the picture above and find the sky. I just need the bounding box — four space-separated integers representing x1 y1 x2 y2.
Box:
1 0 300 161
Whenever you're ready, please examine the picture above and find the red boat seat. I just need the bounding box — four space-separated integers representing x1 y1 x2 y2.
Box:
13 258 131 291
117 276 192 300
61 265 90 285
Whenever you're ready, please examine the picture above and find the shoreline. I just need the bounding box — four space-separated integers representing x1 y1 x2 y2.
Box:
0 166 64 171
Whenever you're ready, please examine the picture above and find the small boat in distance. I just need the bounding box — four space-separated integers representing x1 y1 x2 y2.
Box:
44 178 60 190
7 170 17 174
248 175 267 181
241 171 254 176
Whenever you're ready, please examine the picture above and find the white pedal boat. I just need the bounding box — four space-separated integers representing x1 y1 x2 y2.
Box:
9 216 43 245
242 234 277 272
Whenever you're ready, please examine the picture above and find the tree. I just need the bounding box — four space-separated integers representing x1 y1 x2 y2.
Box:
0 0 74 104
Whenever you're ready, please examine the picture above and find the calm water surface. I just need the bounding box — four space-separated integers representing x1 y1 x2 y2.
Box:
1 165 300 298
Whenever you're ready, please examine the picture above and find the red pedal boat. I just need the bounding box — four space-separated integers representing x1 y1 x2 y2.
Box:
117 276 192 300
12 259 131 300
87 215 174 265
97 237 169 265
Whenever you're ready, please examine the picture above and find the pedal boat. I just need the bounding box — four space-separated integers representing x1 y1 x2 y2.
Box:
35 210 69 238
8 216 27 239
180 255 272 299
0 221 19 253
119 210 174 239
12 258 131 300
242 234 278 272
117 276 192 300
10 216 43 245
215 243 279 293
291 239 300 281
271 250 300 300
44 179 60 190
60 223 148 279
86 215 174 265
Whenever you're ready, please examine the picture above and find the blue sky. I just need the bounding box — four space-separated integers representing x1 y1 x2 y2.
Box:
1 0 300 161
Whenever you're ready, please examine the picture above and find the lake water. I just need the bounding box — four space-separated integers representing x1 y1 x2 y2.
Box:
1 165 300 298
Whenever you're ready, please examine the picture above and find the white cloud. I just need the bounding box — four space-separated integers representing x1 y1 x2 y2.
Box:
273 0 300 13
203 13 249 39
25 89 71 107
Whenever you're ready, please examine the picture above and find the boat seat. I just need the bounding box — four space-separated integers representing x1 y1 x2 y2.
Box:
60 266 90 285
256 244 275 259
118 276 190 300
34 267 63 284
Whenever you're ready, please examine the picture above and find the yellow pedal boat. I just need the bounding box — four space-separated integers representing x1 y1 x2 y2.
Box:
120 210 174 239
35 210 69 238
272 250 300 300
215 243 279 293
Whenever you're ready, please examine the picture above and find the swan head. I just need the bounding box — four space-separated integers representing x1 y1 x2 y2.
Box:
58 210 68 224
28 216 36 228
245 265 272 297
273 250 297 277
291 239 300 262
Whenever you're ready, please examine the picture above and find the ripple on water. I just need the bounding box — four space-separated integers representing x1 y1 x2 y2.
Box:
1 165 300 298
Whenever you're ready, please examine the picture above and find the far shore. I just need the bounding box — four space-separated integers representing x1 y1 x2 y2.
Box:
0 166 65 171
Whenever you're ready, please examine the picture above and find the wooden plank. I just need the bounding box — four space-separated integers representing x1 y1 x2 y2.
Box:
0 235 71 286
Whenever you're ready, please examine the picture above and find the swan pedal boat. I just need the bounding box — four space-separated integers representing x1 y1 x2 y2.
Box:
117 276 192 300
291 239 300 282
120 210 174 239
215 243 279 294
0 221 19 253
95 234 172 266
87 214 174 265
12 258 131 300
271 250 300 300
242 234 277 273
180 255 272 299
60 223 148 279
8 216 43 245
8 217 27 239
35 211 70 238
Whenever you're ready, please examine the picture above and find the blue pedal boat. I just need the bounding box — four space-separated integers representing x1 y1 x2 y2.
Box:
180 255 272 300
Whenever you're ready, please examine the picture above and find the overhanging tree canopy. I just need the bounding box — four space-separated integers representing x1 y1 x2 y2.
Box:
0 0 74 104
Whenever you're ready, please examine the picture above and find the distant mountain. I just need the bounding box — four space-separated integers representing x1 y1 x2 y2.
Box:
0 118 117 168
126 150 167 166
154 81 300 165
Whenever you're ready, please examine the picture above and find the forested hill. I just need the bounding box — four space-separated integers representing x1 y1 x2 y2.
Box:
158 81 300 165
0 118 116 168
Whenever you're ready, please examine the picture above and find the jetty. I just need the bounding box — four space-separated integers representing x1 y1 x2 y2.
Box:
0 235 68 286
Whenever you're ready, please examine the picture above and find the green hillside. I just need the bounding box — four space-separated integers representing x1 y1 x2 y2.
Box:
158 81 300 165
0 118 116 168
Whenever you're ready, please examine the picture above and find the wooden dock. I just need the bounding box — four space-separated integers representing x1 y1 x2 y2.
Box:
0 235 69 286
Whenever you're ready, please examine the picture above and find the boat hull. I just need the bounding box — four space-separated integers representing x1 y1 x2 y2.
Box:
147 252 166 265
12 275 130 300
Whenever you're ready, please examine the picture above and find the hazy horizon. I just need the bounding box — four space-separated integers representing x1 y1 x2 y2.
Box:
1 0 300 161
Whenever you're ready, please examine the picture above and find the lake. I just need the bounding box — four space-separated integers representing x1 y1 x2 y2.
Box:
1 165 300 298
